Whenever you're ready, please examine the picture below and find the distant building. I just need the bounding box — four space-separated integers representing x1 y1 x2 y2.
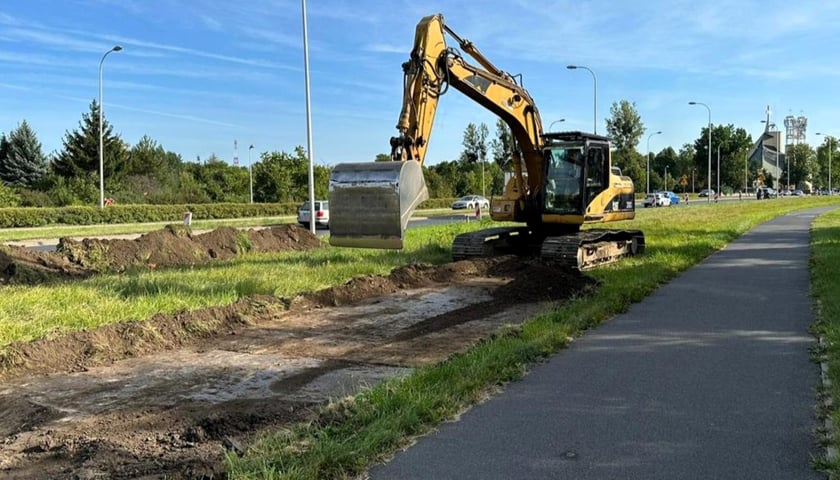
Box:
749 105 808 188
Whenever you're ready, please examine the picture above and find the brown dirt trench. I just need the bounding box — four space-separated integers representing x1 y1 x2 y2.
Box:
0 225 595 479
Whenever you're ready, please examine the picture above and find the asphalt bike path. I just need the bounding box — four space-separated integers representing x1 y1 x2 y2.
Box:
369 206 835 480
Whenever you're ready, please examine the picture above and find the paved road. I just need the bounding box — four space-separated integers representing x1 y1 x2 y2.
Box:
369 207 835 480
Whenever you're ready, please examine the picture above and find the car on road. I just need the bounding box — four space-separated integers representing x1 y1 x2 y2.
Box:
661 191 680 205
643 193 670 207
757 187 777 199
451 195 490 210
297 200 329 228
698 189 715 198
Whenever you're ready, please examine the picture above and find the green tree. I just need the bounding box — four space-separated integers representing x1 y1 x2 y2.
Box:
783 143 816 191
185 154 249 203
489 118 514 170
815 137 838 191
605 100 645 187
459 122 489 165
52 100 129 181
652 146 679 191
605 100 645 152
428 160 469 197
692 124 752 193
0 120 48 187
126 135 169 178
252 146 327 203
375 153 391 162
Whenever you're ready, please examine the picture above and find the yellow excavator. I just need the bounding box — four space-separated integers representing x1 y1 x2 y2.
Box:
328 14 644 270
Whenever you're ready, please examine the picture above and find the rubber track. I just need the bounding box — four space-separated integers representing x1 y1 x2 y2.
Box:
452 227 645 270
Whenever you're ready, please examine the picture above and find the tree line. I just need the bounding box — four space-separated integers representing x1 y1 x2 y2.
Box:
2 99 836 209
0 101 331 208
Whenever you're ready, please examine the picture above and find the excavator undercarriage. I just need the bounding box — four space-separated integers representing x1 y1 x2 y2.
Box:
451 227 645 270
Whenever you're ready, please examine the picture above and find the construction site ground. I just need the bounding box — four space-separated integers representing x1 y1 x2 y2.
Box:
0 225 594 479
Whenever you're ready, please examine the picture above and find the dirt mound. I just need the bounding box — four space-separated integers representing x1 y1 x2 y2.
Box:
0 224 322 284
0 246 91 285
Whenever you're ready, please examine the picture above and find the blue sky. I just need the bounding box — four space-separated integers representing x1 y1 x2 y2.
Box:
1 0 839 167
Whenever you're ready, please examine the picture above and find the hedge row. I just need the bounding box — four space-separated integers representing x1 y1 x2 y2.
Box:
0 199 461 228
0 203 299 228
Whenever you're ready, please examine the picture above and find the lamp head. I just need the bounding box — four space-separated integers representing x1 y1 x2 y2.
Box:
112 45 123 52
688 101 697 105
655 130 662 134
566 65 577 70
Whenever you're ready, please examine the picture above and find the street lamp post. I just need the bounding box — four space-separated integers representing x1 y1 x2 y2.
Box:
646 131 662 194
248 145 255 204
99 45 122 209
689 101 712 204
301 0 316 233
548 118 565 131
664 166 669 191
716 145 720 198
817 132 834 196
567 65 597 134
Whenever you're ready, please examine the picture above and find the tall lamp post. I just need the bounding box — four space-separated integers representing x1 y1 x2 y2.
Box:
817 132 834 196
548 118 565 131
248 145 255 203
646 130 662 194
689 101 712 204
716 145 721 198
664 165 669 191
567 65 597 134
99 45 122 209
301 0 316 233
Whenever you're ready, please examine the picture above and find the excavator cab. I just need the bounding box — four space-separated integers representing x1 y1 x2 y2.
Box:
543 144 586 216
328 160 428 249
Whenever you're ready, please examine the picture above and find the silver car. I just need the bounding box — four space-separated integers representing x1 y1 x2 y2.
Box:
297 201 329 228
451 195 490 210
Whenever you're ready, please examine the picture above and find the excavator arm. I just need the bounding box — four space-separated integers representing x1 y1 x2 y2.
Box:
329 14 545 249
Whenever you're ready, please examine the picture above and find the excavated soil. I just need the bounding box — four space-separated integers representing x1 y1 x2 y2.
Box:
0 224 322 284
0 226 598 479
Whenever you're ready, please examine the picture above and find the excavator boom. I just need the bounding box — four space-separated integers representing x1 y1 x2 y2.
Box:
329 13 542 249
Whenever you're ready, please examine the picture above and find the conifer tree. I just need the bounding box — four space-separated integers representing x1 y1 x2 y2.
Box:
52 100 128 179
0 120 48 187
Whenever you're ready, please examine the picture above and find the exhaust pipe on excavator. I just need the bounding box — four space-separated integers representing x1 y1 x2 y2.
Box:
328 160 428 249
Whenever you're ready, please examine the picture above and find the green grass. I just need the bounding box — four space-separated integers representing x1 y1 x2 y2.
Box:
809 208 840 475
224 196 840 479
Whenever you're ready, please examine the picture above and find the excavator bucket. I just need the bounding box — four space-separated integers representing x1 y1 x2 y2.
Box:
328 161 428 249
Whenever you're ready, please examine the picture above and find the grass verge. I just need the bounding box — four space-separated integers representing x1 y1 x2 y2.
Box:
809 208 840 476
225 197 840 479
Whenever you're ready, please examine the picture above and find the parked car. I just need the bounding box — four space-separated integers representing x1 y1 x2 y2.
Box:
698 189 715 198
643 193 670 207
297 200 329 228
451 195 490 210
